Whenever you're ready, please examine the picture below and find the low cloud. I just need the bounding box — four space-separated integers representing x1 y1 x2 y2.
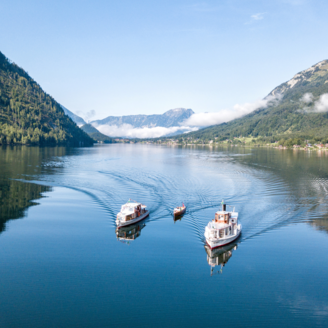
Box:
314 94 328 112
300 92 314 103
93 123 198 139
251 12 266 20
90 95 282 138
183 95 281 127
84 110 96 122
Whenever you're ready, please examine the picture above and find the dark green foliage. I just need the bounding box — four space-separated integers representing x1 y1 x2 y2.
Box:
81 124 115 143
0 51 94 146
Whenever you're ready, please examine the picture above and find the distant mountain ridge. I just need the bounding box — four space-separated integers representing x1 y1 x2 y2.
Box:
91 108 194 128
63 107 195 138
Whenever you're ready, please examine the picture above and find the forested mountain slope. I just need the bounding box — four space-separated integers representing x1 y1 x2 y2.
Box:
0 51 93 146
182 60 328 143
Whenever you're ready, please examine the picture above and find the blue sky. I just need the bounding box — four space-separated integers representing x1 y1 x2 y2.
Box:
1 0 328 120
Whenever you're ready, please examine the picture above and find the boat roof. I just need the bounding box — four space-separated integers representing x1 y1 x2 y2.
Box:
216 211 236 214
120 203 147 215
215 211 238 218
123 202 140 207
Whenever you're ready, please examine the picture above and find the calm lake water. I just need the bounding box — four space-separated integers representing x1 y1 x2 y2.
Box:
1 144 328 327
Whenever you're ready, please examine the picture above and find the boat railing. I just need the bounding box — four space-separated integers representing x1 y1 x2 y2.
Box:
209 225 237 239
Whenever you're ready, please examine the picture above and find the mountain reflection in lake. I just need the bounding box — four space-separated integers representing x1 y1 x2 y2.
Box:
0 144 328 327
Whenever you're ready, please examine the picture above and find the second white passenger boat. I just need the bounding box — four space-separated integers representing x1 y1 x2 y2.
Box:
116 200 149 228
204 201 241 249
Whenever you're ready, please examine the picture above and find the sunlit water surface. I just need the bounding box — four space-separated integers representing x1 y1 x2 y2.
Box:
1 144 328 327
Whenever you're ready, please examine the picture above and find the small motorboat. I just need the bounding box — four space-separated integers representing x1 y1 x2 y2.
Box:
204 200 241 249
173 203 186 218
116 199 149 228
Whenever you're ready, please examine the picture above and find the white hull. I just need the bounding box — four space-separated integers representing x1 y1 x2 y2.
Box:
116 210 149 228
206 225 241 249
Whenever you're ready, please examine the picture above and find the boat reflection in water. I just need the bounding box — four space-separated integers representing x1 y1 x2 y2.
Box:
205 242 238 276
116 221 146 244
173 215 183 224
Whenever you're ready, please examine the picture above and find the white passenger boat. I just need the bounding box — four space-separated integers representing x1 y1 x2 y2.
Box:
204 201 241 249
116 200 149 228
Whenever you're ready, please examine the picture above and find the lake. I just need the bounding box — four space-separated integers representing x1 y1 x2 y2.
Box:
0 144 328 327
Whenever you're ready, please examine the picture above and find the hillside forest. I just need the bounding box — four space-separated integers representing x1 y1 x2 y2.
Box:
0 52 94 146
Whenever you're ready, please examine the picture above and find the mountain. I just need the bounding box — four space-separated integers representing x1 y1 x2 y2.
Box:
81 124 115 143
0 51 93 146
181 60 328 143
61 105 86 127
59 106 114 142
269 60 328 97
90 108 194 137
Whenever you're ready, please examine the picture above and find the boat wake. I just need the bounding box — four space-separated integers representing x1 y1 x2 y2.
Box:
16 145 328 245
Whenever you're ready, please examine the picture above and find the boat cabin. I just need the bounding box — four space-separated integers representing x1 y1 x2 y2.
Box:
206 210 239 240
118 202 146 222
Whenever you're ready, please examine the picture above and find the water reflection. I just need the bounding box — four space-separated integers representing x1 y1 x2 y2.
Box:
205 242 238 276
0 145 79 234
309 214 328 234
173 215 182 223
116 221 146 244
0 180 49 233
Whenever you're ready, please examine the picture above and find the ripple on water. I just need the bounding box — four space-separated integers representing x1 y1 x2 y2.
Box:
18 145 328 245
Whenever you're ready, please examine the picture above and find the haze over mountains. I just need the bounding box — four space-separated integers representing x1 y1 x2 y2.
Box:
66 59 328 141
90 108 196 138
64 107 196 138
61 105 86 127
180 60 328 143
2 45 328 145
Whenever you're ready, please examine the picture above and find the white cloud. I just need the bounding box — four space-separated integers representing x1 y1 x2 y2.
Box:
183 95 281 127
91 94 282 138
314 93 328 112
300 92 313 103
84 110 96 122
251 12 266 20
93 123 198 138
